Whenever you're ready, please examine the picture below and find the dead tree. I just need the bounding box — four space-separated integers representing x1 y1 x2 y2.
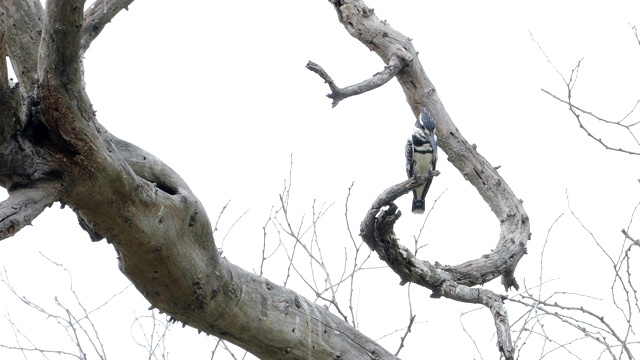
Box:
0 1 529 359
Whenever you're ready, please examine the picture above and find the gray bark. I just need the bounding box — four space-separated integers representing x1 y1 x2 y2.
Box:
314 2 531 358
0 1 397 359
0 1 529 359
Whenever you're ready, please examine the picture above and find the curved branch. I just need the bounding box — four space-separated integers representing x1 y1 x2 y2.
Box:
359 173 514 359
1 1 406 357
306 50 411 107
359 172 444 288
0 1 528 358
81 0 136 55
0 183 60 240
108 133 191 196
330 0 529 291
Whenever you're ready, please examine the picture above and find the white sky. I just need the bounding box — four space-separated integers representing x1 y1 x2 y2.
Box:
2 1 640 359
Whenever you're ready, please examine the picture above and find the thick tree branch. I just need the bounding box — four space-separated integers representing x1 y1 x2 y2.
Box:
1 0 44 92
0 183 60 240
81 0 135 55
0 1 528 358
39 0 85 89
0 4 405 357
329 0 529 291
306 50 411 107
359 173 514 359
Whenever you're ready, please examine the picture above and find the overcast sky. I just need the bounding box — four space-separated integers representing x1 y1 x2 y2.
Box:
2 1 640 359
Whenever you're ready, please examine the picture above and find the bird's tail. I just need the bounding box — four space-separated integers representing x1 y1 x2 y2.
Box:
412 199 425 214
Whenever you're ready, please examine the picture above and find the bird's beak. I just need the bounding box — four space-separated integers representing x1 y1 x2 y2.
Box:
428 132 437 150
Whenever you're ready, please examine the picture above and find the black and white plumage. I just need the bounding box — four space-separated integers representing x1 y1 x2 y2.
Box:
405 107 438 214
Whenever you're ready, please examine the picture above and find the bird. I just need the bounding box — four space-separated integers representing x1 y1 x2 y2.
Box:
405 107 438 214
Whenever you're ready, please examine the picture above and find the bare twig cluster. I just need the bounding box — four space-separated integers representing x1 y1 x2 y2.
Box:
0 256 130 360
131 310 171 360
533 29 640 155
211 338 249 360
262 158 375 328
506 194 639 360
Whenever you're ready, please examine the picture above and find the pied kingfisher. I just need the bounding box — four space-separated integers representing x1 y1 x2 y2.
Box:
405 107 438 214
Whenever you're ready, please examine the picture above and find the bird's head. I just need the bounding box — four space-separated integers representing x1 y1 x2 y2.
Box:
413 107 438 150
417 107 436 135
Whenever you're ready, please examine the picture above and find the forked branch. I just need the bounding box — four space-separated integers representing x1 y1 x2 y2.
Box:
542 88 640 156
533 30 640 156
307 51 412 107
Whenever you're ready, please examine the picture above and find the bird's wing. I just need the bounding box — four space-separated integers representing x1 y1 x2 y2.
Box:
420 135 438 202
405 138 413 178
